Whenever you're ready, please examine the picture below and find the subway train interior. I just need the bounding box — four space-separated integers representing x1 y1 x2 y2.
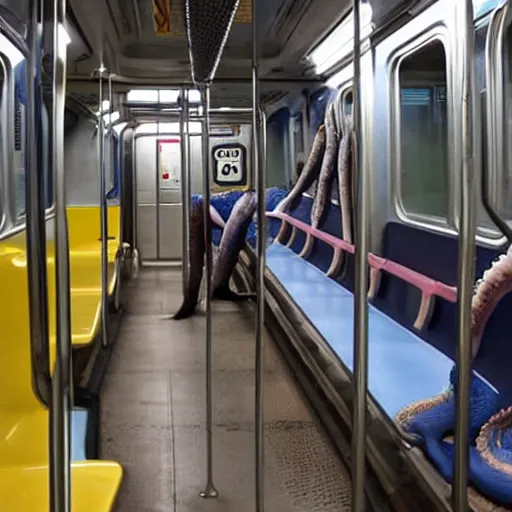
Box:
1 0 512 510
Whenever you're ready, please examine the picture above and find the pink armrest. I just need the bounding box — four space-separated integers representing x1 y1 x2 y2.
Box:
367 253 457 303
267 211 355 254
267 209 457 329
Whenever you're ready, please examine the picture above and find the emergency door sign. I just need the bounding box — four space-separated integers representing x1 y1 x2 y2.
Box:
158 138 181 190
212 143 246 186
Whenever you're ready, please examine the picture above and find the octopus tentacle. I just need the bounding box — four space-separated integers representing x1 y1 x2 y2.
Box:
273 124 326 214
311 103 340 229
297 103 341 260
212 192 257 295
338 116 354 244
476 405 512 474
173 196 206 319
471 245 512 358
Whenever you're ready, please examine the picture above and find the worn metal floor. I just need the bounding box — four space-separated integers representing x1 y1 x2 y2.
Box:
101 268 352 511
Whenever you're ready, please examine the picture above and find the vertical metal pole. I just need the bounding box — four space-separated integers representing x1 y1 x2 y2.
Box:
199 83 218 499
351 1 369 511
452 0 476 509
186 96 192 219
114 124 127 311
26 0 51 407
51 0 72 510
180 88 189 296
98 67 109 347
180 89 191 294
156 135 161 260
254 0 266 506
132 131 138 250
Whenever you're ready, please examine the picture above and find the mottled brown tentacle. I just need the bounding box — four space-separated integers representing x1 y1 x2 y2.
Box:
212 192 257 294
173 199 205 319
273 125 326 213
476 405 512 474
338 116 354 244
311 103 340 228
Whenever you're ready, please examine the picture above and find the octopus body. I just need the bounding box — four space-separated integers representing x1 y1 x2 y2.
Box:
395 245 512 505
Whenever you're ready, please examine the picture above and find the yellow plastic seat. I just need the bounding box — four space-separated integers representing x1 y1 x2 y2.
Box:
0 462 122 512
0 206 123 510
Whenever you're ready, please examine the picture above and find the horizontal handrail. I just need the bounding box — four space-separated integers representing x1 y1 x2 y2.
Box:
367 253 457 303
267 210 457 329
267 211 355 253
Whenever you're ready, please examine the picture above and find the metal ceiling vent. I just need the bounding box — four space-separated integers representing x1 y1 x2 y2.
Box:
185 0 241 83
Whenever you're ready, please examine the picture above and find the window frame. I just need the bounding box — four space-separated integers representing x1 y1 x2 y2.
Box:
0 53 9 235
389 27 455 234
480 4 512 246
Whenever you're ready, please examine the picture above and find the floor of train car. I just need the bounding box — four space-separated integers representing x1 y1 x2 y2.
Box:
101 268 353 511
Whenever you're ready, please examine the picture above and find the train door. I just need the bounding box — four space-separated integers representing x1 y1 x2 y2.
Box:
134 122 252 263
135 125 192 262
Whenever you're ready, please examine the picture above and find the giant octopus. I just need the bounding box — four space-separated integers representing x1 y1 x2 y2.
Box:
396 245 512 506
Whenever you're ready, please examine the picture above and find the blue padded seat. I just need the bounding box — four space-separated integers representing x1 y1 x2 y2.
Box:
71 408 89 461
267 243 495 419
373 222 512 410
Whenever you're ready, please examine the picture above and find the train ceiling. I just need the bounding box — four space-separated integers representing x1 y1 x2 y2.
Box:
0 0 432 110
65 0 350 81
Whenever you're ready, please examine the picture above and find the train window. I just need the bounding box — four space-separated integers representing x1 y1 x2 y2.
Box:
502 24 512 220
0 58 4 226
41 103 53 209
343 90 353 116
13 61 26 222
397 40 449 220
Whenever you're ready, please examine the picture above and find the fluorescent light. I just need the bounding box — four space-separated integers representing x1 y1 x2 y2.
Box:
127 89 159 103
309 4 372 75
0 34 24 67
159 89 180 103
58 24 71 46
218 107 232 111
326 63 354 88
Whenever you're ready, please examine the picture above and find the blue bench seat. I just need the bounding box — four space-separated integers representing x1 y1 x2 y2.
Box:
267 242 497 419
72 408 89 461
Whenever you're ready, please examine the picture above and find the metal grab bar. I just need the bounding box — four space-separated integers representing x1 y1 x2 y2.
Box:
179 89 191 294
254 0 266 505
453 0 477 509
351 1 369 511
199 83 218 500
50 0 72 509
26 0 51 407
99 71 111 346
